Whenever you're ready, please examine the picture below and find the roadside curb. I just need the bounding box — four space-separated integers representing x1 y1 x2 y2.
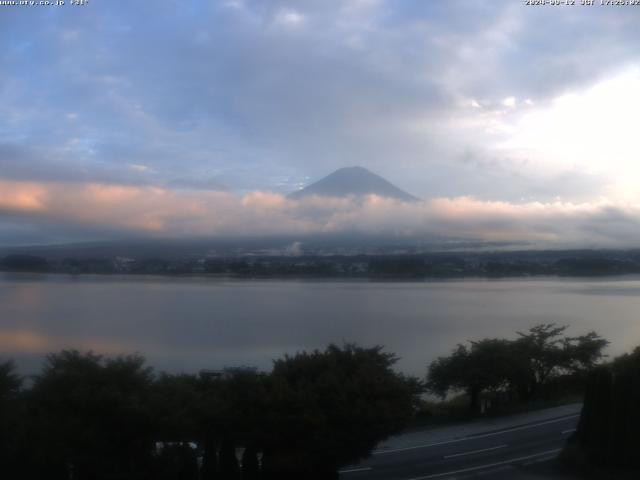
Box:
374 403 583 453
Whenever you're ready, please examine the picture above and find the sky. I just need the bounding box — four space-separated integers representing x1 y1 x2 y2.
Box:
2 0 640 247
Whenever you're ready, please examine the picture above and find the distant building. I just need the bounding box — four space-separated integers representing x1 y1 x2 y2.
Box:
199 366 258 380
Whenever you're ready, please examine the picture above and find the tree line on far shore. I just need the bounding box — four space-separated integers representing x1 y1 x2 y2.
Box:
0 324 612 479
4 250 640 278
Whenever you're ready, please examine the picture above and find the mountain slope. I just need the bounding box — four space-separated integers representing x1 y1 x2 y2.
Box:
288 166 418 201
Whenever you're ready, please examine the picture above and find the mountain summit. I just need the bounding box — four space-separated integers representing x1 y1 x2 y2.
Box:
288 166 418 201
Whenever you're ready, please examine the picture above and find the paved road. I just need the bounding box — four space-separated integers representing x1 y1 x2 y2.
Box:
339 412 580 480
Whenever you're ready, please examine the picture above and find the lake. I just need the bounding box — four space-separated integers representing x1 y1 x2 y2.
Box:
1 273 639 376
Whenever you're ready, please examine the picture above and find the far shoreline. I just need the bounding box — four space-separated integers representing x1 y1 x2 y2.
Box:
4 269 640 283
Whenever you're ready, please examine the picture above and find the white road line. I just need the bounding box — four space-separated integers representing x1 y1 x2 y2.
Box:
474 465 513 477
407 448 562 480
522 454 559 466
339 467 372 474
443 444 507 459
373 414 579 455
561 428 576 434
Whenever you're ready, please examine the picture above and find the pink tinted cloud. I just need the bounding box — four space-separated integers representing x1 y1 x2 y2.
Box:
1 179 640 247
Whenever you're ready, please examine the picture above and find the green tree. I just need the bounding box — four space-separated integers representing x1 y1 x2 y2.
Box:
262 344 422 479
218 436 240 480
241 444 260 480
195 369 268 477
149 373 201 443
0 360 21 399
562 331 609 372
513 324 607 400
24 350 155 480
200 437 219 480
0 360 23 477
427 339 514 412
572 347 640 470
427 324 608 411
154 442 198 480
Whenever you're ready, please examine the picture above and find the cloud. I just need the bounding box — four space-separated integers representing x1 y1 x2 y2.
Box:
2 179 640 248
495 68 640 200
2 0 640 240
0 330 51 354
273 8 305 27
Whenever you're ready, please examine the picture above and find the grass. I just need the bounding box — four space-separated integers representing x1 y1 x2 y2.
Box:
408 392 584 430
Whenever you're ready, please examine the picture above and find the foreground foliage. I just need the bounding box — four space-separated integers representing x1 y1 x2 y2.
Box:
0 344 421 480
426 324 608 412
567 347 640 473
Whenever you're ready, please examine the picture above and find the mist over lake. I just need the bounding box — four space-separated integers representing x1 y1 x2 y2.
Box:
2 273 639 376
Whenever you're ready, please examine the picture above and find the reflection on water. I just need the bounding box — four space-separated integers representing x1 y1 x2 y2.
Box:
1 273 640 376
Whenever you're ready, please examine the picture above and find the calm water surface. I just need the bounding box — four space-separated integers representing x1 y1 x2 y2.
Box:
1 273 640 376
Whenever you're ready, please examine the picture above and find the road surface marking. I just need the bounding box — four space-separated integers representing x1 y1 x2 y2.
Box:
339 467 372 474
443 444 507 459
522 454 559 466
561 428 576 434
374 414 579 455
407 448 562 480
474 465 513 477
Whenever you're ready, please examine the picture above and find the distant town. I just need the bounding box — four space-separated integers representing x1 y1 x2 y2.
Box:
3 248 640 278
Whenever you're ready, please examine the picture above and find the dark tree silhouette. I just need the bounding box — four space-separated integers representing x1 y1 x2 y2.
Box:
241 444 260 480
571 347 640 471
149 373 201 443
0 361 23 477
262 344 422 478
201 437 220 480
1 254 49 272
5 344 420 480
218 436 241 480
155 442 198 480
513 324 607 400
23 351 155 480
427 324 608 411
0 360 21 398
427 339 514 413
